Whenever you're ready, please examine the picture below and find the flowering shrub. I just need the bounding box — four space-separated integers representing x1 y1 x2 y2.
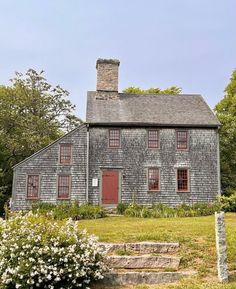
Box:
0 212 106 289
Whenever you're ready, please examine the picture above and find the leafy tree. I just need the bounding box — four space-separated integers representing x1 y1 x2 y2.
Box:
215 69 236 195
123 86 182 94
0 69 81 211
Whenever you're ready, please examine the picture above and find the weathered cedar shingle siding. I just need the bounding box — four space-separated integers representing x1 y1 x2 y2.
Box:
12 125 87 211
88 127 219 206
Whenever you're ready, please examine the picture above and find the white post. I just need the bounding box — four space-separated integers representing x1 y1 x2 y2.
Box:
215 212 228 282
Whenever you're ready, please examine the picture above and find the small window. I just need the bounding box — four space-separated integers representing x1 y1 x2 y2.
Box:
27 175 39 199
58 175 71 199
176 130 188 150
109 129 120 148
148 130 159 148
177 169 189 192
148 168 160 191
60 144 72 164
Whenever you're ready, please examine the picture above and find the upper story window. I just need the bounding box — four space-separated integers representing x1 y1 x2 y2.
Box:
148 168 160 191
177 169 189 192
176 130 188 150
58 175 71 199
109 129 120 148
148 130 159 148
27 175 39 199
60 144 72 164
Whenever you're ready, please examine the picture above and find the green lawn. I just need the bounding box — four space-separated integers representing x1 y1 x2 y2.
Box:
77 213 236 289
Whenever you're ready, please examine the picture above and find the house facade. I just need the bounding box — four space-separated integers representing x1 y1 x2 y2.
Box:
11 59 221 210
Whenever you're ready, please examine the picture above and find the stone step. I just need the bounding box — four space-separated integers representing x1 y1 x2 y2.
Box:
100 271 193 285
99 241 179 254
107 255 180 269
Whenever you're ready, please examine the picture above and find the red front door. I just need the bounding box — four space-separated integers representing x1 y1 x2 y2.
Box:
102 170 119 204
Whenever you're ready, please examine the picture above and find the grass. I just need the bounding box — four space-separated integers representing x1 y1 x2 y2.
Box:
77 213 236 289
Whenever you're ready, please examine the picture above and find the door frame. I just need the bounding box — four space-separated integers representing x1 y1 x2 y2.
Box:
100 169 122 206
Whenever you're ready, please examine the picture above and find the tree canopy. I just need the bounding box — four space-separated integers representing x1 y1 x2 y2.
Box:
122 86 182 94
0 69 81 212
215 69 236 194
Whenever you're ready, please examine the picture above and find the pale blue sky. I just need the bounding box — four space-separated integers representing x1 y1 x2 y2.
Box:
0 0 235 120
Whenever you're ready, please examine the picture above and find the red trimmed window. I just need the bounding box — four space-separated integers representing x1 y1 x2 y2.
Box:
60 144 72 164
148 168 160 191
148 130 159 148
58 175 71 199
27 175 39 199
109 129 120 148
176 130 188 150
177 169 188 191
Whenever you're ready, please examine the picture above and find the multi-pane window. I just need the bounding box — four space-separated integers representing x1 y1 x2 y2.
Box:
60 144 72 164
58 175 71 199
109 129 120 148
177 169 189 191
148 130 159 148
27 175 39 199
148 168 160 191
176 130 188 150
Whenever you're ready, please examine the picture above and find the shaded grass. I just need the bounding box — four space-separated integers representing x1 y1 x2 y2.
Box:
92 277 236 289
79 213 236 288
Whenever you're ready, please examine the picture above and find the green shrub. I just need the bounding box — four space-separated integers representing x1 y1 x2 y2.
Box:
116 203 129 214
220 192 236 212
0 212 106 289
123 202 221 218
32 202 106 220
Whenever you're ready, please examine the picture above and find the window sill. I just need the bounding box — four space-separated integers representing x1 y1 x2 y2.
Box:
176 149 189 151
148 190 161 193
177 191 190 193
57 197 70 200
26 197 39 200
148 147 160 150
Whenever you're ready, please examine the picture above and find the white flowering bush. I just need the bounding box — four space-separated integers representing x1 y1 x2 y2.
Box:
0 212 106 289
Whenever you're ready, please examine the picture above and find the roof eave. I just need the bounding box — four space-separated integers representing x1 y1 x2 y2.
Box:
88 122 220 128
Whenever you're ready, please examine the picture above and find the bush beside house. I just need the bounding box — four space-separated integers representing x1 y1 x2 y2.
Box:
31 202 107 220
118 202 221 218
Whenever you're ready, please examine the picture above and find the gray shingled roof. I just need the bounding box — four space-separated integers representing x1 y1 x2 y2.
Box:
86 92 220 127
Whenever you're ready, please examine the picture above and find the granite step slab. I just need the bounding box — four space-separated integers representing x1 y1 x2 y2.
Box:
99 242 179 254
107 255 180 269
100 271 193 285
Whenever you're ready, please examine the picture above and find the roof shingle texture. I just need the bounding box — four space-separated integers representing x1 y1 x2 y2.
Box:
86 92 220 127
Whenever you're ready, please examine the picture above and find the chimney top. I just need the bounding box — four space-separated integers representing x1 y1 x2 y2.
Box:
96 58 120 69
96 58 120 92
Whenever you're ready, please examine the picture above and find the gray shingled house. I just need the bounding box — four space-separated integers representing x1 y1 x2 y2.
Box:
11 59 221 210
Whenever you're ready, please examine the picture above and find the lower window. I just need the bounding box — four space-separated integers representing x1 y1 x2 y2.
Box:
177 169 189 192
58 175 71 199
27 175 39 199
148 168 160 191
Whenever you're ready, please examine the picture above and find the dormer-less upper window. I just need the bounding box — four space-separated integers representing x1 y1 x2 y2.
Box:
60 144 72 164
148 130 159 148
109 129 120 148
176 130 188 150
27 175 39 199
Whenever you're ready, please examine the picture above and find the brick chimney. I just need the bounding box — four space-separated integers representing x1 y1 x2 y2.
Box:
96 59 120 92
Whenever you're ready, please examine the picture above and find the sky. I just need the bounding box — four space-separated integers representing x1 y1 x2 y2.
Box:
0 0 235 120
